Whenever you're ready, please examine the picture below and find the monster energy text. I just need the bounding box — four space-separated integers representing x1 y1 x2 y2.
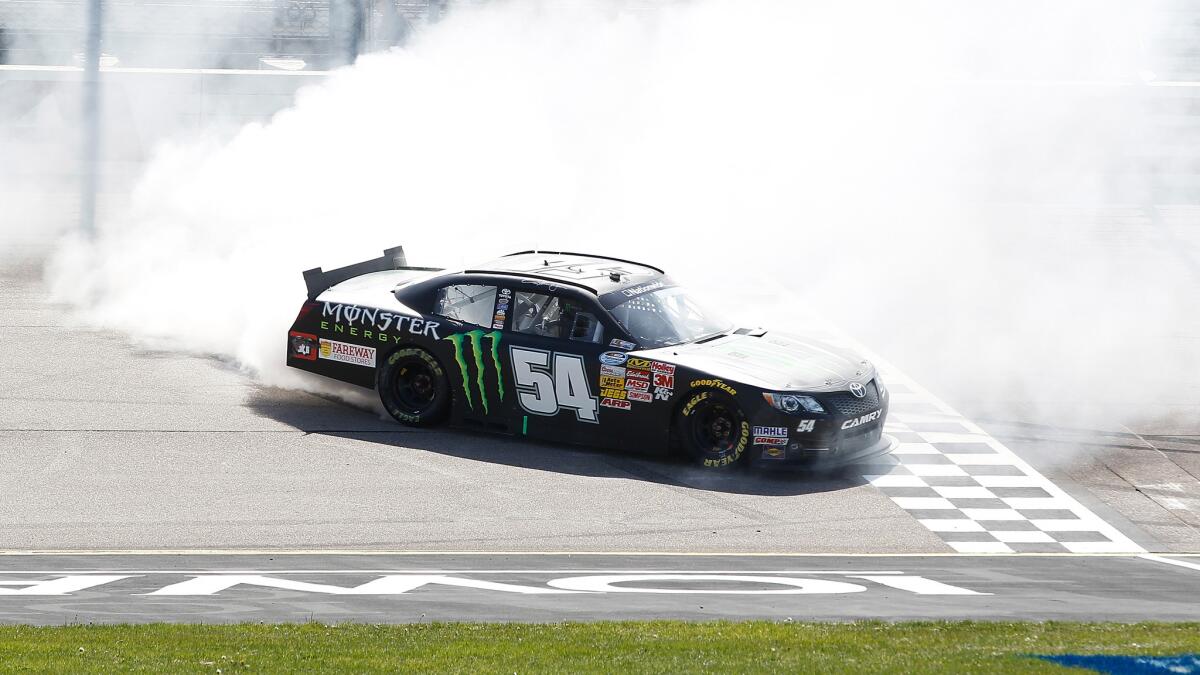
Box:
443 330 504 414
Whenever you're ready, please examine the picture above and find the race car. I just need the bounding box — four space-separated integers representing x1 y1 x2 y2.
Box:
287 246 894 469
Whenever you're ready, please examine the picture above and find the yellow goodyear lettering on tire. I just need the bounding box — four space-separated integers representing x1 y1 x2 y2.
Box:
681 391 709 417
689 378 737 397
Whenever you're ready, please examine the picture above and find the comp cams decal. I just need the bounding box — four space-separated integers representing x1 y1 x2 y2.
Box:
321 302 441 342
511 346 599 423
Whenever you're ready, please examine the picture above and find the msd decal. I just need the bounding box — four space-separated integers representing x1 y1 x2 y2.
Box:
319 339 376 367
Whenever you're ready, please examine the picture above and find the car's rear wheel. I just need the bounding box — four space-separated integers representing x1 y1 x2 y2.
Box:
377 347 450 427
675 390 750 469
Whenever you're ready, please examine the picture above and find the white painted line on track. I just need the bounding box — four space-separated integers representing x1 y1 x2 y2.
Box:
1138 554 1200 573
0 569 908 575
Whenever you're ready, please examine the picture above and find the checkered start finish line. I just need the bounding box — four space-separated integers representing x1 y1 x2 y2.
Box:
849 370 1143 554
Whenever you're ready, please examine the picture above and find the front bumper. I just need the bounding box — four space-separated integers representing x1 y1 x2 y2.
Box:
747 432 897 470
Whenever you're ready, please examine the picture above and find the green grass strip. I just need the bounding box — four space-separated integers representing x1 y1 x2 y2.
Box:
0 621 1197 673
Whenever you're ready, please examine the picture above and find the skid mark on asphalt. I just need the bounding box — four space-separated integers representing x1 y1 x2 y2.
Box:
846 370 1144 553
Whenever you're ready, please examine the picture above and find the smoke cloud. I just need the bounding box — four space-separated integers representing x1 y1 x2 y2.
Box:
27 0 1195 428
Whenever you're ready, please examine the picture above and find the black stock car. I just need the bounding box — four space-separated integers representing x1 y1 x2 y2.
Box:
287 247 894 469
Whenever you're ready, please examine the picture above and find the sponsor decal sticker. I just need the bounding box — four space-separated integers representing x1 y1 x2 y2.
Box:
654 386 673 401
318 339 376 367
626 390 652 403
443 330 504 415
690 378 738 396
321 302 441 340
625 378 649 392
289 331 318 361
763 447 786 459
600 387 626 400
601 397 631 410
620 280 665 297
841 409 882 429
600 365 626 377
753 426 789 437
599 351 628 366
609 338 637 351
753 435 790 446
651 362 675 375
626 357 652 370
626 368 650 381
652 373 674 389
599 375 625 389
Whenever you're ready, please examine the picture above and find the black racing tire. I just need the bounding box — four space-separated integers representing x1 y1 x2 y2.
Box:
376 346 450 427
675 389 751 469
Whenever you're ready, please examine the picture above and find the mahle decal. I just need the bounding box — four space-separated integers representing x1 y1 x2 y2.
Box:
443 330 504 415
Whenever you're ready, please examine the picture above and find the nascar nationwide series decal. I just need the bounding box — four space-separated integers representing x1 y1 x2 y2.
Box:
443 330 504 415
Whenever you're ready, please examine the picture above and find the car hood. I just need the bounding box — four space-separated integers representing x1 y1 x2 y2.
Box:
639 331 874 392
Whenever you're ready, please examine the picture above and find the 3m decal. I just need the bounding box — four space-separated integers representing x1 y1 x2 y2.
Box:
690 378 737 396
796 419 816 433
322 302 441 340
626 357 652 370
626 390 652 403
443 330 504 415
609 338 637 351
511 346 599 423
652 373 674 389
600 365 626 377
841 409 882 429
601 398 631 410
289 331 318 361
318 339 376 367
599 351 628 366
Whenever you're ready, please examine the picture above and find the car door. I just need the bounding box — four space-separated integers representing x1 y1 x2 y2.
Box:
504 287 614 445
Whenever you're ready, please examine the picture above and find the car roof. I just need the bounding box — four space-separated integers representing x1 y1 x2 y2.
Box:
463 251 665 296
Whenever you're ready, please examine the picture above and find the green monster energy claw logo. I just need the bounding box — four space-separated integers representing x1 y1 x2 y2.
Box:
442 330 504 414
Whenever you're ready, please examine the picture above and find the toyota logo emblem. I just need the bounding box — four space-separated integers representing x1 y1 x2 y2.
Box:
849 382 866 398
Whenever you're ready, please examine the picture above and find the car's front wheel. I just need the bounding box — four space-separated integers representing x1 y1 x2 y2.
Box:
377 347 450 427
675 390 750 469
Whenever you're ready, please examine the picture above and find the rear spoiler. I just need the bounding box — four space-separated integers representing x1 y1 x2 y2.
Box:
301 245 442 299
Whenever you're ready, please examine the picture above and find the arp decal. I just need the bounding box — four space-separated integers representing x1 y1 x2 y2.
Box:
601 398 631 410
444 330 505 415
511 346 599 423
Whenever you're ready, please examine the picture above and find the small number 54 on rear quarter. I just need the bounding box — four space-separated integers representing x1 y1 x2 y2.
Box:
287 246 895 470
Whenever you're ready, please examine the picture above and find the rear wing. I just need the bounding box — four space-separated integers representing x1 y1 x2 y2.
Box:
301 245 441 299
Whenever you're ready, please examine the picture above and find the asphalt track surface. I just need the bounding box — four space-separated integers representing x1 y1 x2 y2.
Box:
2 267 1199 622
0 553 1198 624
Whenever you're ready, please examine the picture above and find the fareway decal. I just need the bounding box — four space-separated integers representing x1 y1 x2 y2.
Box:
319 339 376 367
0 572 987 596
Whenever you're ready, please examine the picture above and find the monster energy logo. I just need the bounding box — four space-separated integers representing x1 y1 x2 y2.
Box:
442 330 504 414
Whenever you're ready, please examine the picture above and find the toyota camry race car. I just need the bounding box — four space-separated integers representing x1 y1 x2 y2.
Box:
287 247 894 469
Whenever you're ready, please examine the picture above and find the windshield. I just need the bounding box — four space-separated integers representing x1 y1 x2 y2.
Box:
608 286 733 348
